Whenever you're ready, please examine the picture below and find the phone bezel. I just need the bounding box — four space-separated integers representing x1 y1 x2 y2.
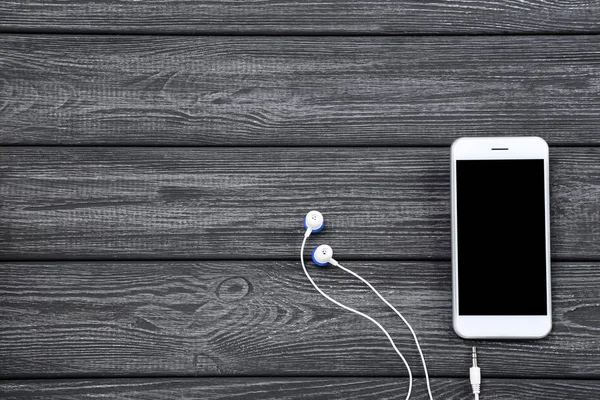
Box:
451 137 552 339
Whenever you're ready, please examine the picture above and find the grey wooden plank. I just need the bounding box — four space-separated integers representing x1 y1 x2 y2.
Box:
0 261 598 378
0 1 599 34
1 377 600 400
0 147 598 260
0 35 599 146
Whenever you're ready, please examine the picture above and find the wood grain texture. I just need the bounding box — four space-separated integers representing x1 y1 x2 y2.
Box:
0 1 599 34
1 35 599 146
0 147 598 260
0 261 599 378
2 377 600 399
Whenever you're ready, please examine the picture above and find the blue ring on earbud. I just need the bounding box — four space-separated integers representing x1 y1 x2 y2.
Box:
304 218 324 233
312 247 329 267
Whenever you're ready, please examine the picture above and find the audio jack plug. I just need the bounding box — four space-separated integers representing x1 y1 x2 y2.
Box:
470 347 481 400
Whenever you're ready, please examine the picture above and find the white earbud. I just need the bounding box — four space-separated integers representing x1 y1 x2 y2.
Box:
312 244 338 267
304 210 324 237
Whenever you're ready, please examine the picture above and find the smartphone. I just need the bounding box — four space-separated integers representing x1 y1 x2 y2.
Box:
451 137 551 339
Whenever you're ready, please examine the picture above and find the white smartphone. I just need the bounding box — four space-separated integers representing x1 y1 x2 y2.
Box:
451 137 552 339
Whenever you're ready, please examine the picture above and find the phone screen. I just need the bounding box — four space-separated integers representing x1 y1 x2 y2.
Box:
456 159 547 315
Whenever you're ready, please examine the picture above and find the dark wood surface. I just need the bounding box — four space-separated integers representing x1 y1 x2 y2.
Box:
0 148 599 260
1 36 599 146
1 1 599 34
2 378 600 400
1 261 599 379
1 1 599 398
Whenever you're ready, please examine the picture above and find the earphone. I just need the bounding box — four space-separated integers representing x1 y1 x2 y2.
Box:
304 210 325 235
312 244 336 267
300 210 434 400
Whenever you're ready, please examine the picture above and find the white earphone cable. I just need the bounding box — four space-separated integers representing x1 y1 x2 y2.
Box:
301 235 413 400
335 262 434 400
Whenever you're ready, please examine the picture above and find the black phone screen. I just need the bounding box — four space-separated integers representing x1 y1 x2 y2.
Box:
456 159 547 315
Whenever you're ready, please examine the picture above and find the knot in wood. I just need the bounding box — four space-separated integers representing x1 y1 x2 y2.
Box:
216 276 252 301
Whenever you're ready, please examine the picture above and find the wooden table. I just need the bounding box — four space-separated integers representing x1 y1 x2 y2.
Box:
1 2 599 399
